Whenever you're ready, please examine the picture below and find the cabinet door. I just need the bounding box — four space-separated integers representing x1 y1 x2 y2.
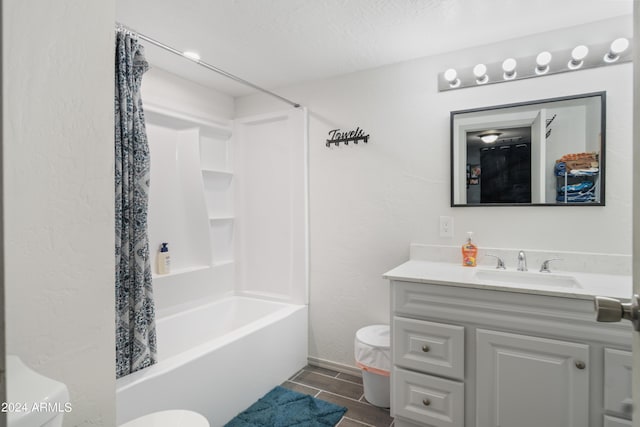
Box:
476 329 589 427
604 348 633 419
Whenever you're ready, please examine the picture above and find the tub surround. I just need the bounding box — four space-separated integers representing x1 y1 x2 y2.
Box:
142 73 309 314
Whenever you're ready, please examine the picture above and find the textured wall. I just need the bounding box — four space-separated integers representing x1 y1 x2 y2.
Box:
4 1 116 425
236 17 633 369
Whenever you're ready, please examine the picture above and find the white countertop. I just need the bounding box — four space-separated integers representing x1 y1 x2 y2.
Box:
383 260 632 300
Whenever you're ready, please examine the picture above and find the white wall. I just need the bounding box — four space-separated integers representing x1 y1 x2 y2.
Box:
236 17 633 369
4 1 115 426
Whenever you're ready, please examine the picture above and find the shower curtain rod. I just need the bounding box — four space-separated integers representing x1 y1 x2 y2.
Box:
116 23 301 108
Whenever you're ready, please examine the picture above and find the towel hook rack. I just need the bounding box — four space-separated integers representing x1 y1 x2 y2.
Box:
326 127 370 148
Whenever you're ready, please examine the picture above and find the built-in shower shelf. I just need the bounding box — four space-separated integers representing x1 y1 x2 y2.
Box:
152 264 210 280
213 260 234 268
202 169 233 178
209 216 234 222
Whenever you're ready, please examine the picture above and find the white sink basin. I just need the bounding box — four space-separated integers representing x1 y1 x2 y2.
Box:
475 269 581 288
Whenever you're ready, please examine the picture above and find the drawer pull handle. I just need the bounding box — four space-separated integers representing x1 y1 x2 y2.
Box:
575 361 586 370
422 345 430 352
422 398 431 406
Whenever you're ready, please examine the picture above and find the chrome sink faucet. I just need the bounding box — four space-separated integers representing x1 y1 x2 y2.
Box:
540 258 562 273
486 254 506 270
517 250 527 271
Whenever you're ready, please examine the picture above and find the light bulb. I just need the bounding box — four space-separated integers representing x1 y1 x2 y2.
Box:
444 68 460 88
535 51 552 75
502 58 517 80
473 64 489 84
604 38 629 63
568 45 588 69
480 132 501 143
183 51 201 61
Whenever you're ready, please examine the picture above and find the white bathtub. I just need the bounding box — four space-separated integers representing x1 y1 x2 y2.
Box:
116 296 308 426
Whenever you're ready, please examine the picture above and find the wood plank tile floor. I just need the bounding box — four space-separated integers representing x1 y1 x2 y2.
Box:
282 365 394 427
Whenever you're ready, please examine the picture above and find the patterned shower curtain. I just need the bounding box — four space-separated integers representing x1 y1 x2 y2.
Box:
114 30 157 378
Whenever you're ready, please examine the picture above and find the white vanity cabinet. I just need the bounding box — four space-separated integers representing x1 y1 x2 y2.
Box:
389 279 632 427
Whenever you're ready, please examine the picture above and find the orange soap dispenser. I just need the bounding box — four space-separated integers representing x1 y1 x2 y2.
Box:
462 232 478 267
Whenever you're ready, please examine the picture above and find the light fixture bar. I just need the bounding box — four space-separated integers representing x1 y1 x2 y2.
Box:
438 39 631 92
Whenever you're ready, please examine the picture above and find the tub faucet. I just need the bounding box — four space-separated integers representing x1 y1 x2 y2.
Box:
517 250 527 271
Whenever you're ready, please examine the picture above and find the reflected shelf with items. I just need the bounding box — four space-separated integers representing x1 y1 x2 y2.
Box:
556 172 599 204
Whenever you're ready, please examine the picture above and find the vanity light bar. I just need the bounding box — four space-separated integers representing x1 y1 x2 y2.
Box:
438 38 631 92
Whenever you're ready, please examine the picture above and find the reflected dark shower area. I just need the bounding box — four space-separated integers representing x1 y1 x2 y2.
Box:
479 143 531 203
465 127 532 204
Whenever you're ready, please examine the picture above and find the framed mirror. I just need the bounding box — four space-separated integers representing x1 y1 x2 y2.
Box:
451 92 605 206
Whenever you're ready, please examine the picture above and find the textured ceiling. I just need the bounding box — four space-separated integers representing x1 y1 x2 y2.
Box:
116 0 633 96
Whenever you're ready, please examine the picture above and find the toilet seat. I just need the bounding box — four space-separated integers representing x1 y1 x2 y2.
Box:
120 410 209 427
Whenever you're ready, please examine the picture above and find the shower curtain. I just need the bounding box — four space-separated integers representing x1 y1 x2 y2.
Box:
114 30 157 378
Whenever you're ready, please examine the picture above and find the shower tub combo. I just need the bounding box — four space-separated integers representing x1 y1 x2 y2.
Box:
117 107 309 426
116 296 308 426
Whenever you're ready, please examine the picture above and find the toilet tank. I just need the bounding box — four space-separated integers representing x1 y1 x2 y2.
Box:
7 355 70 427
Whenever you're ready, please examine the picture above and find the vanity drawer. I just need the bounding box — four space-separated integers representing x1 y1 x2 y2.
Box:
393 367 464 427
393 316 464 380
604 348 633 419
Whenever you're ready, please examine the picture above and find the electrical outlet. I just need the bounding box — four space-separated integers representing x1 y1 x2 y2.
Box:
440 216 453 237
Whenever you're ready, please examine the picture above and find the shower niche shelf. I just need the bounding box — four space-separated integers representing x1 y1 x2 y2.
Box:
145 102 234 302
208 204 234 265
201 168 234 217
209 216 235 222
201 169 233 178
152 265 210 280
199 121 235 271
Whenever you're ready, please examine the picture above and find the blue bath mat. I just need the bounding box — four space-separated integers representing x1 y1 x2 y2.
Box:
225 386 347 427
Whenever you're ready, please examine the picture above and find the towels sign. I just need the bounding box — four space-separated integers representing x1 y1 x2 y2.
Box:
326 127 370 147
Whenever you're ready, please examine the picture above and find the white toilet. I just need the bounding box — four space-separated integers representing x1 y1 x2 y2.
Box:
7 355 70 427
120 410 209 427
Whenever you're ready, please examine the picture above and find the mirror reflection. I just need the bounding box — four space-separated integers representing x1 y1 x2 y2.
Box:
451 92 605 206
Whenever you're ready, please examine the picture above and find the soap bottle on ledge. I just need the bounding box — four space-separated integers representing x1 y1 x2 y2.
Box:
462 232 478 267
157 242 171 275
